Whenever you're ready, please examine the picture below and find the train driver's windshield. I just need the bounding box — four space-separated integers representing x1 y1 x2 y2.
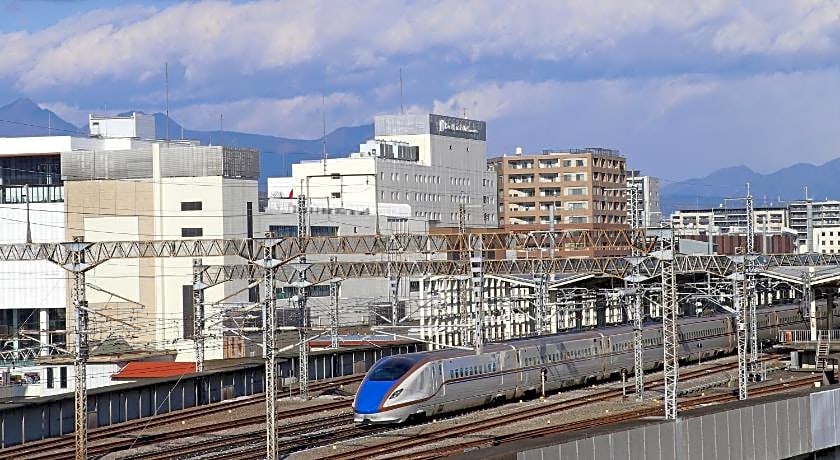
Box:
368 357 417 381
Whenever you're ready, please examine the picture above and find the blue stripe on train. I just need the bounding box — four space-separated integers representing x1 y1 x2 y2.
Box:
355 380 396 414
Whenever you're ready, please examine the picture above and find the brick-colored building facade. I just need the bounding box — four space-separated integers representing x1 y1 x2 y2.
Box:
489 148 628 230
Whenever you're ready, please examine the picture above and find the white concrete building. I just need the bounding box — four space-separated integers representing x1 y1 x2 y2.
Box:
789 200 840 251
671 206 789 235
627 171 661 227
814 226 840 255
62 143 260 362
89 112 155 139
0 128 158 362
279 113 497 228
256 209 431 330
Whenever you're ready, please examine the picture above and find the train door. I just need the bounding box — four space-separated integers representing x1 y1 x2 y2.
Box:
431 362 443 396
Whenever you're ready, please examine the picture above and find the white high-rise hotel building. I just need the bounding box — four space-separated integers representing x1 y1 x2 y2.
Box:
275 113 498 228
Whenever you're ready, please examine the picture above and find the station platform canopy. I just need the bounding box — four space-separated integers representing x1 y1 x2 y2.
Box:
760 265 840 286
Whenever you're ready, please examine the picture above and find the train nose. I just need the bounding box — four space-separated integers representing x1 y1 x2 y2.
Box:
354 380 397 414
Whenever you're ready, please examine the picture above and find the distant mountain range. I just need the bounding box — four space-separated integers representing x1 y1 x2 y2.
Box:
660 160 840 215
2 98 839 211
0 98 373 180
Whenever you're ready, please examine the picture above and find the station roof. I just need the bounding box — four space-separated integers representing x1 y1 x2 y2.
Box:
760 265 840 286
112 361 196 379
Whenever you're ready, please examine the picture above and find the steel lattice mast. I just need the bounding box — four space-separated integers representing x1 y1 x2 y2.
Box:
658 228 679 419
733 266 749 400
745 188 759 377
470 234 485 353
192 259 207 373
256 235 281 460
626 182 646 401
60 238 94 460
295 194 310 400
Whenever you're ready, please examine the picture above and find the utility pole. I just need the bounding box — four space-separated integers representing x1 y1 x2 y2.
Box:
656 228 678 419
470 234 485 353
252 234 281 460
164 62 170 142
60 238 93 460
192 259 207 373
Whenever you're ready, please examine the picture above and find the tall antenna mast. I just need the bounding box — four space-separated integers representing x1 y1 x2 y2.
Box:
322 95 327 175
165 62 170 142
399 67 405 115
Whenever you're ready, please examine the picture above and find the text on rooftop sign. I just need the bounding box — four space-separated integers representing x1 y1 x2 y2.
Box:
429 114 486 141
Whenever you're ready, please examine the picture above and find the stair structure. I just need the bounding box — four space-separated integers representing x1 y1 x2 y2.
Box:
816 330 831 369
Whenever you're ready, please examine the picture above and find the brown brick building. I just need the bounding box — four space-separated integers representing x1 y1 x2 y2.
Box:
489 148 628 231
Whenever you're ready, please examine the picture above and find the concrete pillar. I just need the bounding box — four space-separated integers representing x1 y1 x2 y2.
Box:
39 309 49 356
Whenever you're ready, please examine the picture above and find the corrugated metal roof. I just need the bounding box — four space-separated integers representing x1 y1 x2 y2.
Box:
112 361 196 379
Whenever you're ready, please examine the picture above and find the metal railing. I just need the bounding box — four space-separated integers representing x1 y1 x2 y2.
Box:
778 329 840 342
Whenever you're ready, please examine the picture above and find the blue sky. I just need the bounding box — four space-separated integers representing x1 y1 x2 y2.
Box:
1 0 839 181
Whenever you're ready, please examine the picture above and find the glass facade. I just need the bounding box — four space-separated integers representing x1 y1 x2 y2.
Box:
0 155 61 186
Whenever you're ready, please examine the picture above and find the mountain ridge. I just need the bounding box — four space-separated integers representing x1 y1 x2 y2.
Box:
0 98 373 180
661 158 840 214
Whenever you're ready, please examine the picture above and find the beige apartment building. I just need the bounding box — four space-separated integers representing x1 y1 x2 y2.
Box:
489 148 628 230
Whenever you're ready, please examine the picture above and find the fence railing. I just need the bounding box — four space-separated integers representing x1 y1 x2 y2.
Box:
779 329 840 342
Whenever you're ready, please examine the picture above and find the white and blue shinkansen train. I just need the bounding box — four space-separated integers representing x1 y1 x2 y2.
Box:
353 305 808 424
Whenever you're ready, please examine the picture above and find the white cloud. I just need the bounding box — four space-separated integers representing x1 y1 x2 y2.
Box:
2 1 839 92
171 92 364 138
432 71 840 180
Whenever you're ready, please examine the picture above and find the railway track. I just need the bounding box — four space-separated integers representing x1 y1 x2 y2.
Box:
316 357 796 460
399 374 825 460
4 374 362 460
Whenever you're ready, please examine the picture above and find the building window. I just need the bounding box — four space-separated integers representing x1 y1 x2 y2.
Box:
181 228 203 237
331 192 341 199
46 367 54 389
59 367 67 389
409 281 420 292
180 201 202 211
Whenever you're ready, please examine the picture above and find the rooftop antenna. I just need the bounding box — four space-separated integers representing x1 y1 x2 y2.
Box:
322 94 328 175
165 61 170 142
399 67 405 115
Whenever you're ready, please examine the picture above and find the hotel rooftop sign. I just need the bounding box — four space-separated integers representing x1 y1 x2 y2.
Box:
375 113 486 141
